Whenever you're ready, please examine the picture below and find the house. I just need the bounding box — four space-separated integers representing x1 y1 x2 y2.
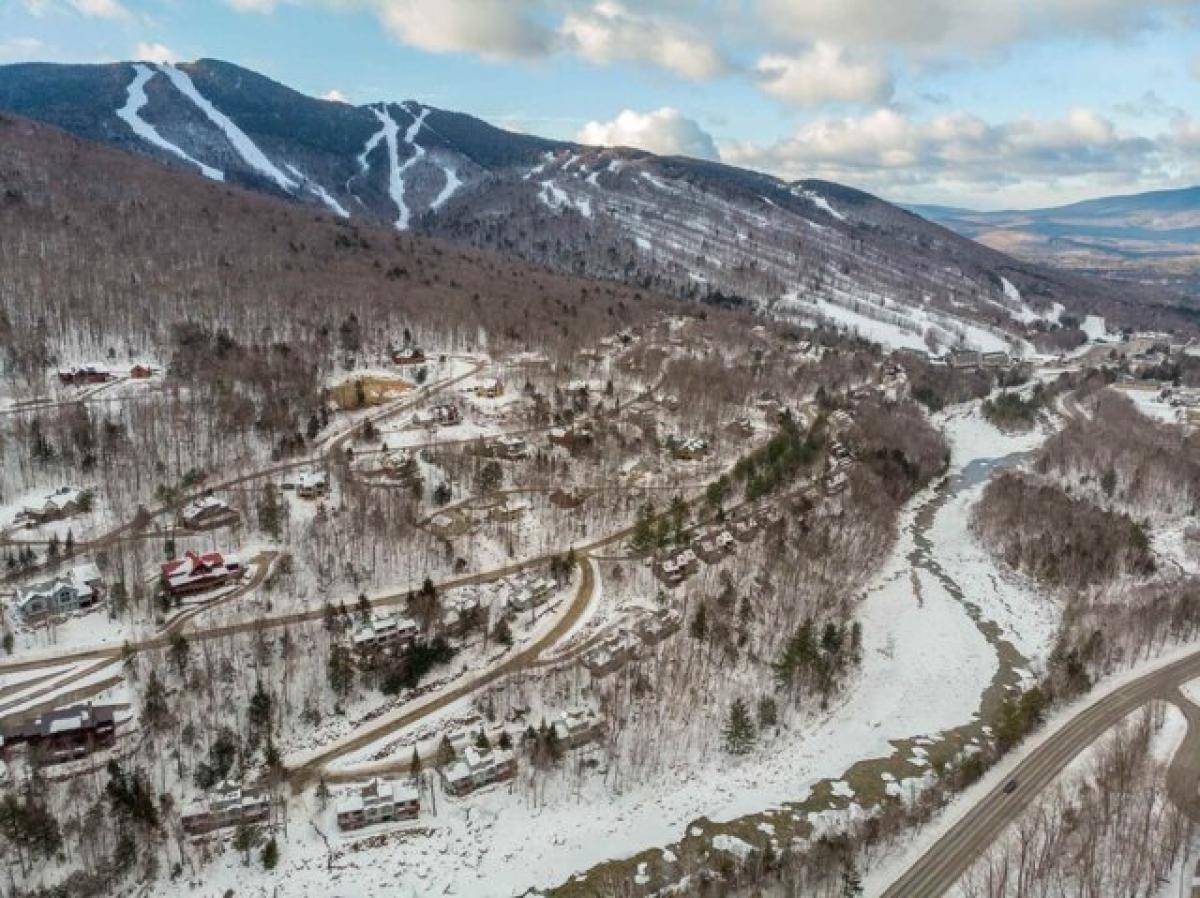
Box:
693 530 735 564
413 404 460 427
179 495 237 530
635 607 683 645
181 782 271 835
730 517 759 543
474 378 504 399
726 417 755 438
14 561 103 620
0 703 116 764
352 612 419 655
981 351 1011 369
948 349 983 370
391 346 426 366
552 709 605 749
129 364 155 379
441 746 517 796
295 470 329 499
488 498 530 523
501 571 557 612
161 551 243 596
548 423 593 452
548 489 586 509
489 436 528 460
381 449 417 481
582 630 642 678
336 779 419 831
57 366 115 386
18 486 87 526
442 594 483 636
666 436 709 460
654 547 699 586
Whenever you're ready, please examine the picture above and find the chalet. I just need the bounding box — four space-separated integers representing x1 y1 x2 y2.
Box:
0 703 116 764
654 547 699 586
548 423 593 452
635 607 683 645
413 403 460 427
490 436 529 460
14 561 103 620
129 364 155 379
18 486 87 526
693 530 736 564
666 436 709 460
336 779 419 831
730 517 760 543
295 470 329 499
179 495 237 529
548 489 586 509
489 498 531 523
582 630 642 678
948 349 983 370
181 782 270 835
57 366 115 386
442 593 483 636
981 351 1011 369
551 709 605 749
726 417 755 438
441 746 517 796
352 612 419 655
161 551 243 596
474 378 504 399
391 346 426 366
502 571 557 612
382 449 417 481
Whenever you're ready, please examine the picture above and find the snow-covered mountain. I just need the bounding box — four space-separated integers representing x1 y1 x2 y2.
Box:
2 58 1193 346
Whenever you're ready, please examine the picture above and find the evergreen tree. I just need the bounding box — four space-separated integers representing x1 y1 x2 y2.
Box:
689 602 708 641
723 698 756 755
410 745 422 781
436 735 456 769
261 836 279 870
328 644 355 697
168 630 190 676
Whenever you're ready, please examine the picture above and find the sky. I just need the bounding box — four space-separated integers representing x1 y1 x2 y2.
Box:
1 0 1199 210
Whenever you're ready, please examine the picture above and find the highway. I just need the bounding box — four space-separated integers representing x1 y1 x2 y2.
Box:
880 648 1200 897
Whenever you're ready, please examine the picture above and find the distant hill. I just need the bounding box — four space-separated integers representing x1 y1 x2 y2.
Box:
2 57 1196 344
913 186 1200 297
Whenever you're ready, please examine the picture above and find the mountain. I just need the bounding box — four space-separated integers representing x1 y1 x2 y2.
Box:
2 57 1195 346
913 186 1200 296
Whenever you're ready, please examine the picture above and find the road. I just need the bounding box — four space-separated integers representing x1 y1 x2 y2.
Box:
880 649 1200 897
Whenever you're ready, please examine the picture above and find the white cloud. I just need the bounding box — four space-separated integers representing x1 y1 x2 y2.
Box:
722 107 1167 206
134 42 178 63
0 37 47 61
755 0 1195 56
321 88 350 102
577 107 719 160
754 43 891 107
69 0 130 19
20 0 54 15
222 1 554 59
561 2 728 80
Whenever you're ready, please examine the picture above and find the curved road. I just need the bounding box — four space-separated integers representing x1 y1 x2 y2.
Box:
880 649 1200 897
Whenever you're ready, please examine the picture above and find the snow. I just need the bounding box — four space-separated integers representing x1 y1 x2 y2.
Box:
116 64 224 181
794 187 847 222
157 64 297 192
1151 701 1188 765
429 160 462 211
710 834 754 860
283 163 350 218
1082 315 1109 341
367 103 430 230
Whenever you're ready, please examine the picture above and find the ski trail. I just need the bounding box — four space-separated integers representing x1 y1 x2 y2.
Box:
157 63 297 192
283 163 350 218
370 104 409 229
116 64 224 182
429 162 461 211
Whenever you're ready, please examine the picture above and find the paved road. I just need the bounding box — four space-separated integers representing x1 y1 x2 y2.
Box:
294 555 597 784
880 649 1200 897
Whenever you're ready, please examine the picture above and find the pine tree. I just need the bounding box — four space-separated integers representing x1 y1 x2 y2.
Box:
261 836 279 870
689 602 708 641
723 698 756 755
410 745 422 781
436 735 456 768
168 630 190 676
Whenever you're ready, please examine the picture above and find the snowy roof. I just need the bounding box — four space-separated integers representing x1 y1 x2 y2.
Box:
181 495 229 518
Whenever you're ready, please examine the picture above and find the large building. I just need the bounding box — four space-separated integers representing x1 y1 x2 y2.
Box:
0 703 116 764
13 560 103 620
181 782 271 835
441 746 517 797
336 779 419 831
160 551 243 596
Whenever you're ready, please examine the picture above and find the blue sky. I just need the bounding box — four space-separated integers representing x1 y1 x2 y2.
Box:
2 0 1199 209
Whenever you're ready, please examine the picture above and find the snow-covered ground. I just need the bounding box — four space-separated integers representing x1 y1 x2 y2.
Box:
116 63 224 181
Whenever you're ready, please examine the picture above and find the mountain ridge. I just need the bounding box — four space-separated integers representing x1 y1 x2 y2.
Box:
2 56 1195 343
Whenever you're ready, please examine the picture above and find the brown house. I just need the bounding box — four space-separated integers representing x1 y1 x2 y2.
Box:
1 704 117 764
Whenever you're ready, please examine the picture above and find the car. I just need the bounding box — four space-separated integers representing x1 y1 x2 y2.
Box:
1002 779 1018 795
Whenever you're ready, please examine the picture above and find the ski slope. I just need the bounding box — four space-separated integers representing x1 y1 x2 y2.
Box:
116 64 223 182
157 63 297 192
